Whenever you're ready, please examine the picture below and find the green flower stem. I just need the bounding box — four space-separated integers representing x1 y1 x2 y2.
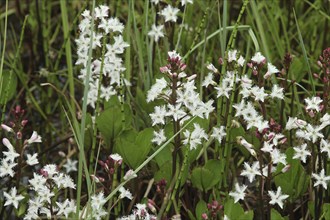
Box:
89 34 107 173
165 147 190 215
76 0 95 217
104 116 196 203
220 0 250 189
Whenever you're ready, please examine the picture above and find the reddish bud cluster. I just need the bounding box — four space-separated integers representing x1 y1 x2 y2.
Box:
207 200 223 218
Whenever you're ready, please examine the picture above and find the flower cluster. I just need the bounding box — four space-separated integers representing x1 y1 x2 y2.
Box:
148 1 194 42
24 165 76 219
148 51 213 149
118 203 157 220
76 5 129 108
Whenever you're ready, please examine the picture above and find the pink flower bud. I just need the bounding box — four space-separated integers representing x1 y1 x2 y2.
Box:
21 120 28 127
16 131 22 139
202 213 208 220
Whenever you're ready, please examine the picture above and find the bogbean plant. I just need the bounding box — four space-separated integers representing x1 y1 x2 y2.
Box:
0 1 329 220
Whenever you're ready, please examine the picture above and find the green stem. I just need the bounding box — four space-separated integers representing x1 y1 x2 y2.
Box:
165 147 190 215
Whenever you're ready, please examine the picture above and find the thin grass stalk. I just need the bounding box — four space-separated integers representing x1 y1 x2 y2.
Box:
0 0 9 122
293 9 316 96
60 0 75 113
1 15 28 123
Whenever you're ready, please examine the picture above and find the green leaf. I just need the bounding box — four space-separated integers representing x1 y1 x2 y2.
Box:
96 104 132 146
0 70 17 104
321 203 330 220
271 209 287 220
224 198 253 220
196 200 207 220
114 128 153 169
191 159 222 191
274 147 309 200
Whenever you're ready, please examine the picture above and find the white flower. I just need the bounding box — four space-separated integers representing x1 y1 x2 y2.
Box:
152 129 167 146
119 187 133 200
305 96 323 112
215 84 232 99
43 164 58 178
166 104 186 121
3 187 24 209
0 159 17 177
91 191 107 210
2 145 19 163
237 56 245 66
27 131 42 144
94 5 109 19
285 117 307 130
240 161 262 183
206 63 218 73
150 105 167 126
181 0 193 6
202 72 216 87
148 24 164 42
264 63 279 79
229 183 247 203
150 0 160 5
271 148 287 165
312 169 330 189
251 52 266 64
2 138 15 151
26 153 39 166
124 169 137 180
270 84 284 100
56 199 76 218
251 86 267 102
159 5 180 23
305 124 324 143
29 173 47 192
110 154 123 163
211 126 226 144
293 143 311 163
228 50 238 62
63 158 78 173
183 123 208 150
321 139 330 158
320 113 330 129
268 186 289 209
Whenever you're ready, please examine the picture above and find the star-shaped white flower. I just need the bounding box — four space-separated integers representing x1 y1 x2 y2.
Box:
293 143 311 163
240 161 262 182
3 187 25 209
63 158 78 173
320 139 330 158
148 24 164 42
268 186 289 209
312 169 330 189
26 131 42 144
211 126 226 144
251 52 266 64
159 5 180 23
305 96 323 112
229 183 247 203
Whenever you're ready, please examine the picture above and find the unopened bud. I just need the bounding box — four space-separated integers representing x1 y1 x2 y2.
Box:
21 120 28 127
16 131 22 139
201 213 208 220
281 164 291 173
1 124 13 133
